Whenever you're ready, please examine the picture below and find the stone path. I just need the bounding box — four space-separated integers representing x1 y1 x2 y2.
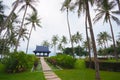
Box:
40 57 61 80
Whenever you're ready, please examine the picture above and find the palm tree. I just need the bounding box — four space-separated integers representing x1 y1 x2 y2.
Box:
25 12 41 54
61 35 67 49
94 0 120 61
2 0 19 31
61 0 74 57
69 0 100 79
75 31 83 46
14 0 38 51
41 40 50 47
97 32 112 48
51 35 59 55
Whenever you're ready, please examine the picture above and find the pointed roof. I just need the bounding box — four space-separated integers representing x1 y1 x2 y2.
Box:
33 46 51 53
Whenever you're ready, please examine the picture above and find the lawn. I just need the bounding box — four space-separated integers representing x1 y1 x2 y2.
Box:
55 69 120 80
0 71 45 80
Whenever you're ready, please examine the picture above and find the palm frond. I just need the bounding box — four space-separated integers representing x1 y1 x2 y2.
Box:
93 12 104 24
18 5 26 13
111 11 120 15
111 15 120 25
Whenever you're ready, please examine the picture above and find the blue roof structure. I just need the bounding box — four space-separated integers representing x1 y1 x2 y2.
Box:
33 46 51 53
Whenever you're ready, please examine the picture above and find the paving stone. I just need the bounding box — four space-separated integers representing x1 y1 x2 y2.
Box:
40 57 61 80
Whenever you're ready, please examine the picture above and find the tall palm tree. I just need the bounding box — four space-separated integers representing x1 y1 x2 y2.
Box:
14 0 38 51
94 0 120 61
51 35 59 55
68 0 100 79
61 0 74 57
2 0 19 31
25 12 41 54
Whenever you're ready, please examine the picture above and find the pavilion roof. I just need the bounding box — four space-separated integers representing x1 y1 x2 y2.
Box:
33 46 51 53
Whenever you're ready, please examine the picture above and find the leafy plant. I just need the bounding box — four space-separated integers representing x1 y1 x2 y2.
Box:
2 51 37 73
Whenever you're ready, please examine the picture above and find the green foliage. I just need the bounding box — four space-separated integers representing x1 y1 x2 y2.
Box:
74 59 86 69
0 62 5 72
85 60 120 72
63 46 88 56
47 54 76 69
1 51 37 73
74 46 88 57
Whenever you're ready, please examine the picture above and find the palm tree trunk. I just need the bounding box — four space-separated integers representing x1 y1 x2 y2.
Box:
66 8 74 58
86 1 100 80
116 0 120 11
26 25 33 54
85 11 92 68
14 5 28 51
108 18 118 61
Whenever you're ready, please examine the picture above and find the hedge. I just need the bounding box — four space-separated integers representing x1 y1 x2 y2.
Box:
85 61 120 72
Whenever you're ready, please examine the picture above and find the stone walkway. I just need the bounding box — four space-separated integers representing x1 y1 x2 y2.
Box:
40 57 61 80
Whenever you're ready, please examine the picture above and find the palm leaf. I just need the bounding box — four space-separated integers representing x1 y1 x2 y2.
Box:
111 15 120 25
111 11 120 15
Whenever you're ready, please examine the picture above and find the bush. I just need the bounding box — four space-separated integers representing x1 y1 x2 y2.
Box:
47 54 76 69
85 60 120 72
0 62 5 72
74 59 86 69
1 51 37 73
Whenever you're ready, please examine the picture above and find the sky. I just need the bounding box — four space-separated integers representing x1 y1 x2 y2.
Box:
2 0 120 55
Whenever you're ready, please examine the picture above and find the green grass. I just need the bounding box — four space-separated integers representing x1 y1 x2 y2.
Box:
0 71 45 80
55 59 120 80
55 69 120 80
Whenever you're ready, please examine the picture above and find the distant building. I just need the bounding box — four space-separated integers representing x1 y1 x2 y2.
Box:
33 46 51 57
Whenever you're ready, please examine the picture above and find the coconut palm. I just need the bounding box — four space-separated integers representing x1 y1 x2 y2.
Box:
14 0 38 51
68 0 100 79
61 35 67 49
75 31 83 46
25 12 41 54
94 0 120 61
97 32 112 48
3 0 19 31
61 0 74 57
51 35 59 55
41 40 50 47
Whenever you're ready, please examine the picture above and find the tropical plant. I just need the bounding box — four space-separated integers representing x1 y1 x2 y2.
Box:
65 0 100 79
0 1 6 35
94 0 120 61
61 36 67 49
14 0 38 51
2 0 19 31
51 35 59 55
97 31 112 48
41 40 50 47
61 0 74 57
25 12 41 54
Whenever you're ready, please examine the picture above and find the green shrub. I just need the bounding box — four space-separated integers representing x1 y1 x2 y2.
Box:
74 59 86 69
1 51 37 73
85 60 120 72
48 54 76 69
0 62 5 72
